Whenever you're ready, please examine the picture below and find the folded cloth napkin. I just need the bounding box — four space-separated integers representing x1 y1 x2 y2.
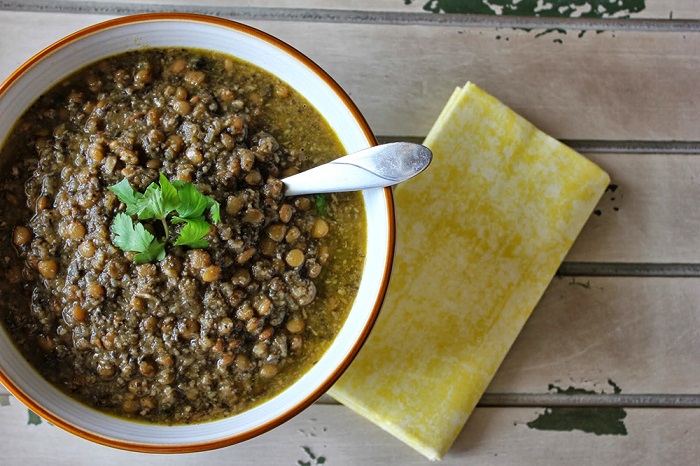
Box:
329 82 610 460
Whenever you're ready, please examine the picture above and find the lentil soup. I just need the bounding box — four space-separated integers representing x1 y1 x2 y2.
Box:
0 48 366 424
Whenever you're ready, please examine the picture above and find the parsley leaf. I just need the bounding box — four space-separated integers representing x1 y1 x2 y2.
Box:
108 179 144 216
173 216 211 248
175 182 210 219
207 196 221 223
159 173 180 216
111 212 164 263
136 182 161 220
108 174 221 262
174 181 221 223
134 238 166 263
137 174 180 220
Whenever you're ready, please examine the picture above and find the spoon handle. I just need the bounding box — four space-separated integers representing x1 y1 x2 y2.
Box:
282 142 432 196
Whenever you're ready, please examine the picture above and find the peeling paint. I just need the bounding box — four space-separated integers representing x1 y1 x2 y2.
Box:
27 409 42 426
412 0 646 19
298 445 327 466
406 0 647 40
526 380 627 436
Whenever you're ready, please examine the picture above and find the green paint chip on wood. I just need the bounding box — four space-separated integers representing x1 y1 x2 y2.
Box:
527 407 628 436
413 0 646 18
527 380 627 436
27 409 42 426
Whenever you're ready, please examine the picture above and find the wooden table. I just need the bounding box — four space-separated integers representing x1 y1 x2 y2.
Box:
1 1 698 464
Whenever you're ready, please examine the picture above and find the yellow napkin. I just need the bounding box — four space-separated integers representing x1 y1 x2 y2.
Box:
329 82 610 460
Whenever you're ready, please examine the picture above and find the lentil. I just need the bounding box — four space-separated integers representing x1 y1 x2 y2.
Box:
201 265 221 282
72 304 87 323
285 249 305 268
12 225 32 246
86 283 105 300
37 260 58 279
311 218 330 238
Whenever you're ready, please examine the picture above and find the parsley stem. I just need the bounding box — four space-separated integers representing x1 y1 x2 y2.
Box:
161 217 169 242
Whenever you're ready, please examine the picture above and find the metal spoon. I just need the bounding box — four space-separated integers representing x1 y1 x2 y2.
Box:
282 142 432 196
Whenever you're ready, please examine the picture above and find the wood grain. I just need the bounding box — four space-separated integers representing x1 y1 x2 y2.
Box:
489 276 700 394
261 23 700 141
5 0 700 20
1 11 700 141
0 399 698 465
567 153 700 263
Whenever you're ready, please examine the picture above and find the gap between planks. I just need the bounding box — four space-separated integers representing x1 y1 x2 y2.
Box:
2 1 700 33
315 393 700 408
378 137 700 155
2 389 699 408
478 393 700 408
558 263 700 277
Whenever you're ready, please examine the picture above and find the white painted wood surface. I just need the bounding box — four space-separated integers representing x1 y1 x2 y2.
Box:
8 0 700 20
2 11 700 141
490 277 700 393
568 153 700 263
0 1 698 464
1 399 699 465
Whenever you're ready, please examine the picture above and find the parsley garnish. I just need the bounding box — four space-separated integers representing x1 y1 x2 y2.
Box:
108 174 221 262
314 193 328 217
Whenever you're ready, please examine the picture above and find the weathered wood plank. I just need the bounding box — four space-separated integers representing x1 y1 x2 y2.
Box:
479 392 700 408
0 11 113 78
567 153 700 263
489 276 700 394
1 12 699 141
0 399 698 465
263 23 700 141
2 2 697 37
4 0 699 21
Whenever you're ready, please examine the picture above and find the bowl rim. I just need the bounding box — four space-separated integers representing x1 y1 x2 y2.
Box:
0 12 395 453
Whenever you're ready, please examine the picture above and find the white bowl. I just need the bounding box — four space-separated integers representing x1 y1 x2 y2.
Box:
0 13 394 453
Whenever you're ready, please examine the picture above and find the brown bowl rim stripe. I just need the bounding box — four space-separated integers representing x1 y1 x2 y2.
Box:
0 12 396 454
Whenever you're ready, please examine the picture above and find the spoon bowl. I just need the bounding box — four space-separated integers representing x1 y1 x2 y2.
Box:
282 142 432 196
